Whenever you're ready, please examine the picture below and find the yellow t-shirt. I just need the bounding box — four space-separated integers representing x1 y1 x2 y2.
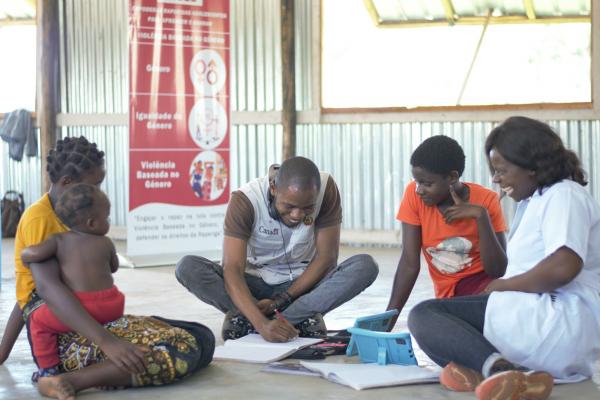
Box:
14 193 68 309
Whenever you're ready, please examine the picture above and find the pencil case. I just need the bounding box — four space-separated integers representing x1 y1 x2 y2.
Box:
346 309 399 356
347 327 417 366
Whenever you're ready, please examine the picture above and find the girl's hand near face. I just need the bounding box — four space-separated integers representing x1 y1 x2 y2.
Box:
443 186 486 223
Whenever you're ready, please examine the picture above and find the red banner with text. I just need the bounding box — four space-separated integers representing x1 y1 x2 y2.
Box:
128 0 229 260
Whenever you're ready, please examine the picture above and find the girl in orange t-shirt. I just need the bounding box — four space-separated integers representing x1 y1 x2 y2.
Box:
386 135 507 329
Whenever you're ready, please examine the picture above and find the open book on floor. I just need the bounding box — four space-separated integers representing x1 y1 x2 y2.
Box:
214 334 323 363
299 362 439 390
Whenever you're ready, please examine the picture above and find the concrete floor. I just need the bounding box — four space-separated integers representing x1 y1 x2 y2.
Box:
1 238 599 399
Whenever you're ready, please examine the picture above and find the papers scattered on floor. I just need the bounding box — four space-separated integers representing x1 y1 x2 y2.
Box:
213 334 323 363
299 361 439 390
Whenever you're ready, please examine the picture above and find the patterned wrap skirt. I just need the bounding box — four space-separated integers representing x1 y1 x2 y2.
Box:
23 293 215 387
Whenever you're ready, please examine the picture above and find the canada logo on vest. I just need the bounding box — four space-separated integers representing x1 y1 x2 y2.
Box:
258 226 279 235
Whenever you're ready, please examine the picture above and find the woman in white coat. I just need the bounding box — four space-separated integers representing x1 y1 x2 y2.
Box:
408 116 600 400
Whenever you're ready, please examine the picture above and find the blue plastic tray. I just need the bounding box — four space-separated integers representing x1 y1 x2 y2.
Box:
347 326 417 366
346 309 399 356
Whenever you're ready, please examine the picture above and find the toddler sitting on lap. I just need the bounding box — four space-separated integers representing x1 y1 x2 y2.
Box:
21 183 124 377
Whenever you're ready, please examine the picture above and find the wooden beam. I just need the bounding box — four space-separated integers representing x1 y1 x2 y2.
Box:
36 0 60 192
457 9 491 105
441 0 456 25
281 0 296 160
0 18 36 26
523 0 536 20
319 103 598 123
311 0 321 117
592 0 600 113
362 0 382 27
373 15 589 28
50 104 600 127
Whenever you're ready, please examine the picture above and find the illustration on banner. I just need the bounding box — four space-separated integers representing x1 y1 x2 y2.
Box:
189 151 228 201
190 49 226 96
188 98 228 149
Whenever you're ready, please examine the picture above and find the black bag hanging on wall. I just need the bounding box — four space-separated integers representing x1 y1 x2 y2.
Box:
1 190 25 238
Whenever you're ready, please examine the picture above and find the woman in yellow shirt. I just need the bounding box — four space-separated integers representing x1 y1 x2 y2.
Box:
1 136 213 399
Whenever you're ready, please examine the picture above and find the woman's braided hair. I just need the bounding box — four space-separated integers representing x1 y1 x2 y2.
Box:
46 136 105 184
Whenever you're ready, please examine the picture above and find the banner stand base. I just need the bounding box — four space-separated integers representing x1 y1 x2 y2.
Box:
118 250 222 268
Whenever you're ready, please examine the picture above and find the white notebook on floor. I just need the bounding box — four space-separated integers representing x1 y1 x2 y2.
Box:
214 334 323 363
299 362 439 390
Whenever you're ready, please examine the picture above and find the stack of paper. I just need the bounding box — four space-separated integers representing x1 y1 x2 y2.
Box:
213 334 323 363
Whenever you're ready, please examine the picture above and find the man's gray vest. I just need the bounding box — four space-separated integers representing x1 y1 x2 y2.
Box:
239 172 329 285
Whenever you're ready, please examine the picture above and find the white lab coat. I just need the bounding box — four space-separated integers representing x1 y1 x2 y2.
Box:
484 180 600 381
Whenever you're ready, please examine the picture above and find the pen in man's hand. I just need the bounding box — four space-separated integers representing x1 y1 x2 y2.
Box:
274 309 286 321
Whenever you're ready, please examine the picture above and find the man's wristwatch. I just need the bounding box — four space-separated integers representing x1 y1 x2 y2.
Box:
272 291 293 311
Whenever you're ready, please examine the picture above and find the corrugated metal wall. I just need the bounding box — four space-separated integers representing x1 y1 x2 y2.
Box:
230 0 313 111
231 124 282 186
55 0 130 225
231 0 281 112
2 0 599 237
60 0 128 114
298 120 600 231
1 130 42 207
